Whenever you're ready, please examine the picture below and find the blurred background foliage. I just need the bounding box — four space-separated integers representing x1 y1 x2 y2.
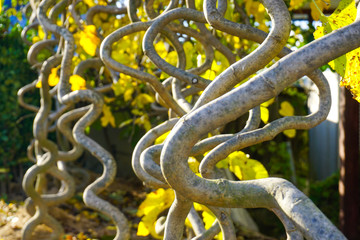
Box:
0 9 38 200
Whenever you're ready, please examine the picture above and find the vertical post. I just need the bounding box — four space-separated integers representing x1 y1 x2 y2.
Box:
338 88 359 240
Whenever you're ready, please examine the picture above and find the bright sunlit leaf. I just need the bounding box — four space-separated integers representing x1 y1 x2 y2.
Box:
192 203 222 239
79 25 101 56
245 0 268 31
202 210 216 229
260 106 269 124
137 188 175 238
154 131 170 144
83 0 96 7
188 157 200 174
228 152 268 180
154 41 168 59
217 151 269 180
137 221 150 236
314 0 360 101
69 75 86 91
35 79 42 88
35 67 60 88
48 67 60 86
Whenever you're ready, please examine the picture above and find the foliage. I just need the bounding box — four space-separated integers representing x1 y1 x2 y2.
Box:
248 86 310 188
314 0 360 101
137 128 271 238
0 11 37 196
136 188 174 238
309 173 340 225
215 151 269 180
137 150 269 239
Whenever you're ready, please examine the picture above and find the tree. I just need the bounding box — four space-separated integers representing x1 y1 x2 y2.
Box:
16 0 360 239
0 10 38 200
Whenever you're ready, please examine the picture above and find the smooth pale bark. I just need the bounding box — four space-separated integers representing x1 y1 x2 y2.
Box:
160 16 360 240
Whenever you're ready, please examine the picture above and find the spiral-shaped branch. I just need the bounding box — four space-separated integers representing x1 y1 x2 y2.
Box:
19 0 358 239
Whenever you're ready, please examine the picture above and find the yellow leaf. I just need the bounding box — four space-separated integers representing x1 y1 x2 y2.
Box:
154 131 170 144
137 189 174 238
289 0 306 10
98 0 107 6
77 232 87 240
38 26 45 40
188 157 200 174
216 158 229 169
100 104 116 127
132 93 155 109
278 101 294 117
137 221 150 236
313 0 360 101
154 41 167 59
245 0 268 31
69 75 86 91
284 129 296 138
260 106 269 124
340 49 360 99
261 98 275 107
35 80 42 88
202 210 216 229
195 0 203 10
183 41 195 69
48 67 60 86
245 0 257 16
185 217 192 228
32 36 40 43
214 51 229 72
104 96 115 103
227 151 269 180
310 0 331 21
134 115 152 131
124 88 134 102
200 69 216 80
112 81 125 96
211 59 222 73
313 0 355 77
131 109 142 116
83 0 95 7
165 51 178 67
35 67 60 88
79 25 101 56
